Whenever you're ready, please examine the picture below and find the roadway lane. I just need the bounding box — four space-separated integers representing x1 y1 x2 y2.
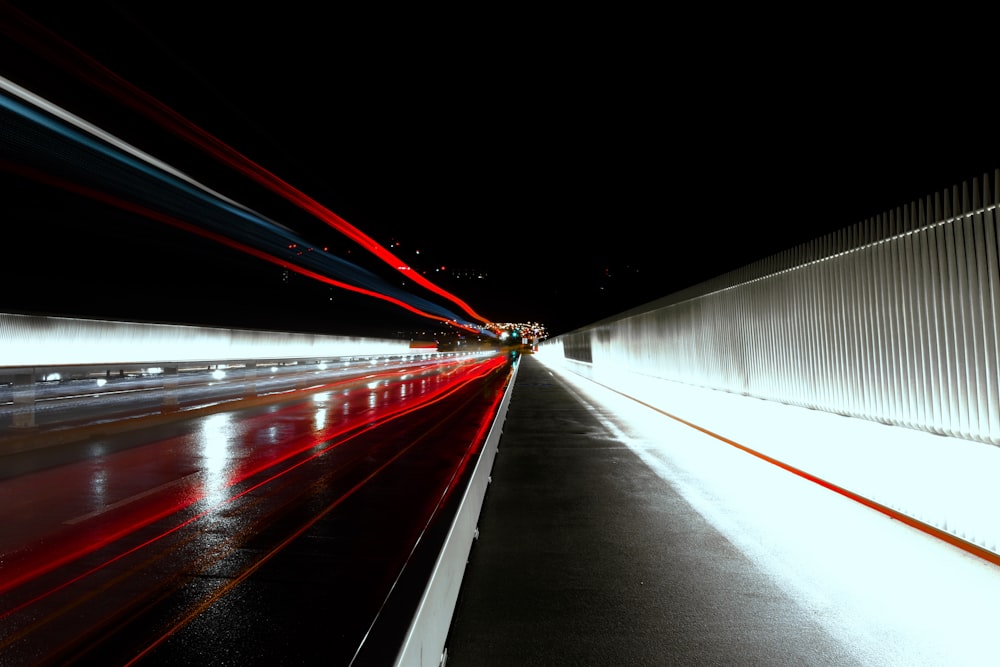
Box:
0 354 476 447
444 353 1000 666
0 351 513 665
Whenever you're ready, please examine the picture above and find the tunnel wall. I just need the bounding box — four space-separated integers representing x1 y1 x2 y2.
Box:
546 169 1000 447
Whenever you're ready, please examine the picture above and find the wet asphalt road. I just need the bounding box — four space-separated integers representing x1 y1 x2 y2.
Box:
0 353 512 666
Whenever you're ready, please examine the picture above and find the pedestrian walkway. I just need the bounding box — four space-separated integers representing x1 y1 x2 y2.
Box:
441 353 859 666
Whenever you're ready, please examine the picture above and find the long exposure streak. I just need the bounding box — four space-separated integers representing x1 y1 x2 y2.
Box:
0 78 484 334
0 356 504 609
124 355 509 665
0 5 493 328
0 158 480 334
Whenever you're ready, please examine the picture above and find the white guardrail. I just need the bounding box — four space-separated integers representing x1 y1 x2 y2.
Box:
0 312 414 369
394 355 519 667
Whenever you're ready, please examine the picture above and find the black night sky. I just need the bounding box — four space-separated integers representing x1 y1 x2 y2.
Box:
3 3 998 339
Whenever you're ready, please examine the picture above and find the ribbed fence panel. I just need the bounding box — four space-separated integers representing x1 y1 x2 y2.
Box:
982 175 1000 438
917 201 934 430
902 206 917 429
941 195 964 438
855 226 877 420
555 169 1000 446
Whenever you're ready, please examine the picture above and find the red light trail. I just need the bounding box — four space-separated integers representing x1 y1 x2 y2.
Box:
0 355 506 608
0 4 493 329
0 158 484 335
0 352 513 666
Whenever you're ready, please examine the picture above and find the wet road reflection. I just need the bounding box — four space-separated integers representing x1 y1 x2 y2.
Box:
0 350 513 665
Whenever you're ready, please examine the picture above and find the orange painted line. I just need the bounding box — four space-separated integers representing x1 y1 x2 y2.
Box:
605 384 1000 569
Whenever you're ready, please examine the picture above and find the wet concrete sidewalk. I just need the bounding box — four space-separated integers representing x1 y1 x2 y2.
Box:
442 353 854 666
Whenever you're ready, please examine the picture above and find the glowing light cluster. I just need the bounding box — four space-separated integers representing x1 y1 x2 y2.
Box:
485 321 548 342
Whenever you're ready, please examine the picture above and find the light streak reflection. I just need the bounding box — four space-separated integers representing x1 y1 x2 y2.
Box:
197 412 235 509
0 354 508 617
0 77 485 333
0 4 494 328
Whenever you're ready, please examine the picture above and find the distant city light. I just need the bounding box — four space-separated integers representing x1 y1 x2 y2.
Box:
485 321 548 341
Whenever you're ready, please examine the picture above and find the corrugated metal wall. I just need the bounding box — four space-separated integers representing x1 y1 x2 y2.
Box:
553 169 1000 446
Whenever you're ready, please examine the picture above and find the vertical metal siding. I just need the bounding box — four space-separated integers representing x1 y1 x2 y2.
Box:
561 169 1000 446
